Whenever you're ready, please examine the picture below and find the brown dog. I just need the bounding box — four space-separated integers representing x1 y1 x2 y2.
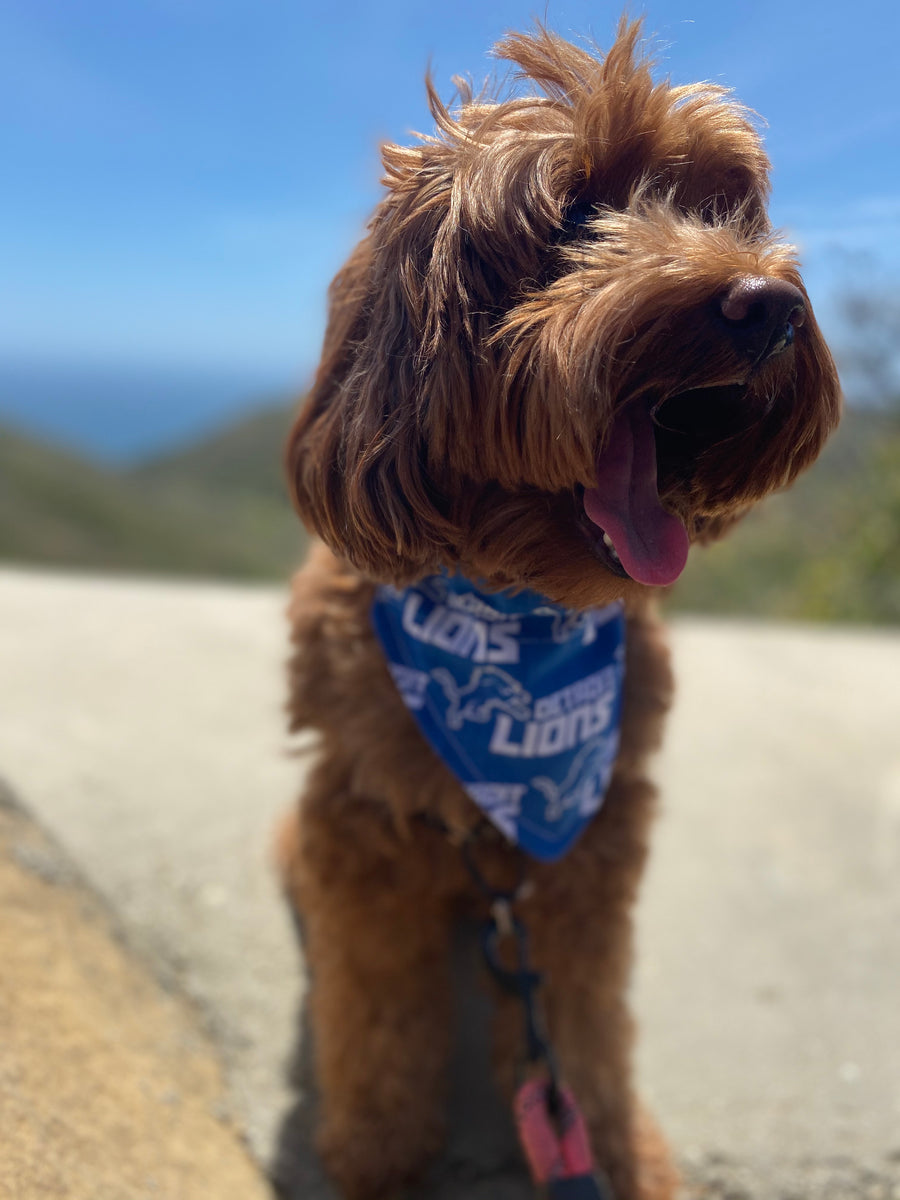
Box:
279 20 840 1200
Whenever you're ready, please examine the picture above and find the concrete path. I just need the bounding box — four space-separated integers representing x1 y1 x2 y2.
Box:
1 567 898 1199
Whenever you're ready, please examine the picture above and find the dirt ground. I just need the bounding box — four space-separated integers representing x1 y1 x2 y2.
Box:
0 791 272 1200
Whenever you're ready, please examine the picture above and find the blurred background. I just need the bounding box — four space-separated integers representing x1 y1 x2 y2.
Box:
2 0 899 622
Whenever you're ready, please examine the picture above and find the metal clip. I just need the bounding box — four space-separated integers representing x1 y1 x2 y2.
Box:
491 896 515 938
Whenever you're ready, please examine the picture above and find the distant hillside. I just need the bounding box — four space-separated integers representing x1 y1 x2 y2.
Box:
134 404 295 502
0 410 307 580
668 406 900 623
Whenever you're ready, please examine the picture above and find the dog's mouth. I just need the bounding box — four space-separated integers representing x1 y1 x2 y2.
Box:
579 383 750 586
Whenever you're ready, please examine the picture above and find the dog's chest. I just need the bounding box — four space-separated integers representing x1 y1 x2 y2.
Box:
371 572 626 861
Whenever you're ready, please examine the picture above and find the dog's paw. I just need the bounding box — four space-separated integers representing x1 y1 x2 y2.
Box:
633 1105 680 1200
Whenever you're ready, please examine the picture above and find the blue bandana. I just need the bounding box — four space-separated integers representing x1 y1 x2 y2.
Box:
371 572 626 862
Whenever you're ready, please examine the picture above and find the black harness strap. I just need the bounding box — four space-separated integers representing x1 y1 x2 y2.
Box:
462 834 613 1200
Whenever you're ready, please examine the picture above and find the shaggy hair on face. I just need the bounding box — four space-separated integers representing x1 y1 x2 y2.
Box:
278 20 840 1200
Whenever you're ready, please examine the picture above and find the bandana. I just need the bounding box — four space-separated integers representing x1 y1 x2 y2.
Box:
371 572 625 862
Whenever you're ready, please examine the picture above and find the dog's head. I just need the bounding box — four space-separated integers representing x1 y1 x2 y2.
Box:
287 20 840 608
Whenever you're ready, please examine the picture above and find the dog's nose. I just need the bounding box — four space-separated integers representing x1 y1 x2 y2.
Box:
718 275 806 362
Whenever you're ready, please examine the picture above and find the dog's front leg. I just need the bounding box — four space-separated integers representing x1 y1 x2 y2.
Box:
282 797 453 1200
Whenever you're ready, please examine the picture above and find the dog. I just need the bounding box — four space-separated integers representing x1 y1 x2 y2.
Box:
278 19 840 1200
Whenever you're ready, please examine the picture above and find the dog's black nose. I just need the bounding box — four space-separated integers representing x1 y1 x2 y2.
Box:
719 275 806 363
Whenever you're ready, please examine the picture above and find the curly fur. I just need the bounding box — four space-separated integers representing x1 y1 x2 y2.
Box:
279 19 840 1199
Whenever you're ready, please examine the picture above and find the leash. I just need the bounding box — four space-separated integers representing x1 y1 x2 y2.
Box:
461 834 615 1200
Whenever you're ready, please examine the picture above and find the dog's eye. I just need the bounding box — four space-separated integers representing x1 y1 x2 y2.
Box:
560 201 597 238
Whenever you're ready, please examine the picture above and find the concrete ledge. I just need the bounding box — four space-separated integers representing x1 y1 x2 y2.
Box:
2 568 900 1198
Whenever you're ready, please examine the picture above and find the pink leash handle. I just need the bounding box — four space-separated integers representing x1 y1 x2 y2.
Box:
514 1078 612 1199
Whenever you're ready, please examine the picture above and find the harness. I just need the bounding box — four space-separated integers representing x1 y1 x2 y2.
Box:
375 571 625 1198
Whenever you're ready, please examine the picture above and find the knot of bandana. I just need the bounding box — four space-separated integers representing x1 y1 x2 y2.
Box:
371 572 626 862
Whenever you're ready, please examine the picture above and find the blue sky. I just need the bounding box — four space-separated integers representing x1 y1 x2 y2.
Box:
2 0 899 454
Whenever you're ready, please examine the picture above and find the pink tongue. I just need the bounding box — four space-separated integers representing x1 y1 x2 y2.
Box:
583 406 689 587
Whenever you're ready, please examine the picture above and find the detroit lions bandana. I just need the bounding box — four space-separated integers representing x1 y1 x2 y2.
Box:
371 572 625 862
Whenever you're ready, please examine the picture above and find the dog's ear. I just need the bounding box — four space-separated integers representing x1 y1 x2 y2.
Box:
286 143 464 582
